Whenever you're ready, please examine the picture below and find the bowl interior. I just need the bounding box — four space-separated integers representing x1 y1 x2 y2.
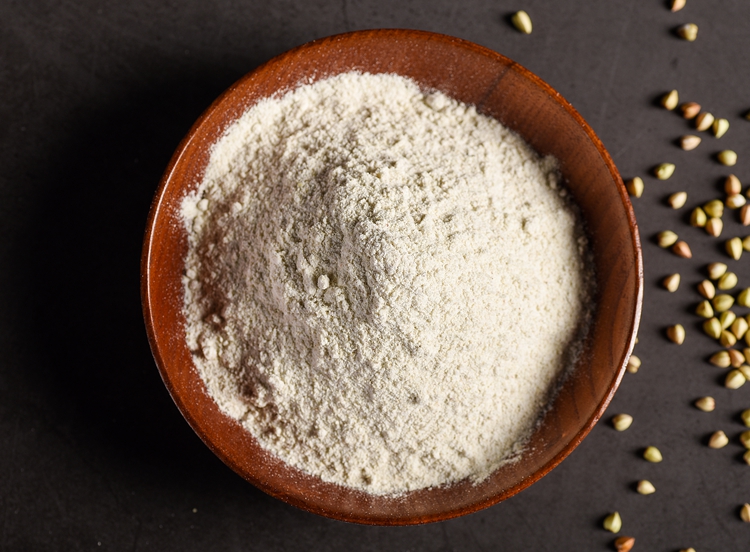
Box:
142 29 642 525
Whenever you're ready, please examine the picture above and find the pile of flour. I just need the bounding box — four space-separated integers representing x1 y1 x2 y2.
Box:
181 72 593 495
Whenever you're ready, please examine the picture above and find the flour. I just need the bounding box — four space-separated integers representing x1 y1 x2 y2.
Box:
181 72 593 495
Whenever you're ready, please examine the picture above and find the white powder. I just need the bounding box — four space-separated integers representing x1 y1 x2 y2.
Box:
181 72 593 496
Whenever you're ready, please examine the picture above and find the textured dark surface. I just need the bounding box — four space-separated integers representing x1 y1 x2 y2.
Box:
1 1 749 550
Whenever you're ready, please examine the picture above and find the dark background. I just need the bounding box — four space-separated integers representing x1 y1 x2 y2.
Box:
2 0 750 550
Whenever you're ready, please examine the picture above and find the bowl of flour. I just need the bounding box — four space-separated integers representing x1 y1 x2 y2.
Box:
142 30 642 524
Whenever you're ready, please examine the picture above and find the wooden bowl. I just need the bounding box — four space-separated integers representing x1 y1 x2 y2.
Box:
141 29 642 525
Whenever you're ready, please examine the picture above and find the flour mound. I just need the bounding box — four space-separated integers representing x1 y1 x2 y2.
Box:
182 72 593 495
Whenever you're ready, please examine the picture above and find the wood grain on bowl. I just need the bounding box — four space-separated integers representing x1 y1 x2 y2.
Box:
141 29 643 525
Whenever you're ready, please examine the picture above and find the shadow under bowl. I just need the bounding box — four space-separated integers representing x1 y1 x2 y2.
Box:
141 29 643 525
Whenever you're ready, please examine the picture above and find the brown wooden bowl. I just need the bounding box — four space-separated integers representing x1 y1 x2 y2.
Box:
141 29 643 525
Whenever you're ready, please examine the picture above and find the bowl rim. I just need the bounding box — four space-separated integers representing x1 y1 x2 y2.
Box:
141 28 643 525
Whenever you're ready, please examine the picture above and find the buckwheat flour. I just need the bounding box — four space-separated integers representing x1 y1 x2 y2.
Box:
181 72 593 495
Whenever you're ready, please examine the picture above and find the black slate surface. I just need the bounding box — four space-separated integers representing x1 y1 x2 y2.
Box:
2 1 750 550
